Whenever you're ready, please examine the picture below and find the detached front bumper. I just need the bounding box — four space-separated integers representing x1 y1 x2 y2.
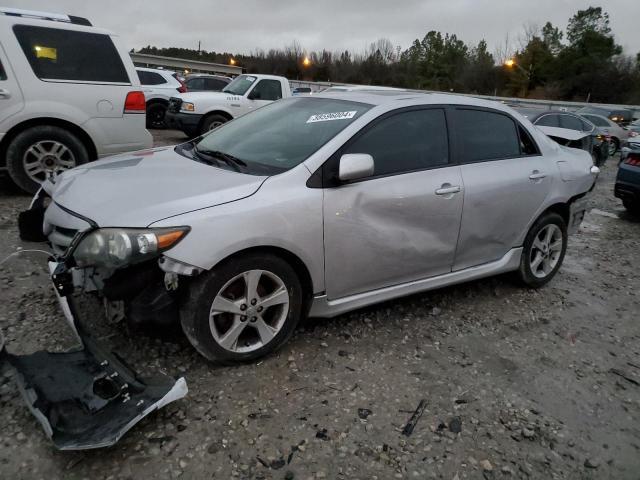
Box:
164 110 202 137
0 261 188 450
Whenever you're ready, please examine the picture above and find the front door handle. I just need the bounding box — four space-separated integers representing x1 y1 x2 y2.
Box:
0 88 10 99
435 184 461 196
529 171 547 180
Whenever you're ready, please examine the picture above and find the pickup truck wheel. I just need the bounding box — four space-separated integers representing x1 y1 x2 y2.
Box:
623 200 640 216
517 212 567 288
181 253 303 364
200 114 228 135
7 126 88 194
146 102 167 129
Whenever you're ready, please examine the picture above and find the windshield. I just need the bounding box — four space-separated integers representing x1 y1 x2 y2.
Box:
222 75 257 95
178 97 372 175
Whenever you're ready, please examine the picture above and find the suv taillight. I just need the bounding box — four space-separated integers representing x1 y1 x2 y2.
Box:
124 91 146 113
177 81 187 93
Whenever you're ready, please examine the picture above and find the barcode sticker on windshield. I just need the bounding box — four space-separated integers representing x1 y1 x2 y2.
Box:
306 111 357 123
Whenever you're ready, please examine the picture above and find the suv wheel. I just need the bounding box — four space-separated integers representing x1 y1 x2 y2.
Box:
181 253 303 364
200 114 228 135
146 102 167 129
7 126 88 194
516 212 568 288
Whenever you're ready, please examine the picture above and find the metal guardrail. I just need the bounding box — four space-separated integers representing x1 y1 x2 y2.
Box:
289 79 640 115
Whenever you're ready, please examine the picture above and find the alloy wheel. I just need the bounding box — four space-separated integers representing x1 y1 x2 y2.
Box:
529 224 563 279
208 120 223 131
22 140 76 183
209 269 290 353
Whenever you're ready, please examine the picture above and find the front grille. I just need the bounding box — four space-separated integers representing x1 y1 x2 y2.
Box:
48 226 78 255
168 97 182 113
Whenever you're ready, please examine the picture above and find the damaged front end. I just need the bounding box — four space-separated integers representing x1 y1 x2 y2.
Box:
2 192 189 450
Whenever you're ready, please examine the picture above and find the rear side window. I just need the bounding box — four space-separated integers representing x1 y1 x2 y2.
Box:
560 114 583 131
345 108 449 176
205 78 227 91
0 60 6 80
138 70 166 85
535 114 560 127
13 25 129 83
454 109 520 162
518 126 539 155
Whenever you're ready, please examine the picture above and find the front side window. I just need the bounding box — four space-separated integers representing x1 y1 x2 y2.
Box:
455 109 520 162
249 80 283 101
181 97 371 175
14 25 129 83
583 114 608 127
344 109 449 176
560 114 584 131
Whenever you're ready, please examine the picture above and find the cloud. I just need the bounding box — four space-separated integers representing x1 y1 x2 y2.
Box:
6 0 640 56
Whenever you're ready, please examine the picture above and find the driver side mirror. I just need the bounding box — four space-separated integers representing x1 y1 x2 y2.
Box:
338 154 374 182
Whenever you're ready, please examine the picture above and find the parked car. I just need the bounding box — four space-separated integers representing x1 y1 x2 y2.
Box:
165 74 291 137
615 146 640 215
136 67 187 128
517 109 608 165
577 106 634 127
0 7 152 193
184 74 231 92
578 112 630 156
21 92 598 367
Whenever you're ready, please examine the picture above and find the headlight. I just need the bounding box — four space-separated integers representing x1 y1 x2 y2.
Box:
181 102 195 112
73 227 189 269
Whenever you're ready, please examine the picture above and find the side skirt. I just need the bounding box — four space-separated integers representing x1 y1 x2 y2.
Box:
309 247 523 318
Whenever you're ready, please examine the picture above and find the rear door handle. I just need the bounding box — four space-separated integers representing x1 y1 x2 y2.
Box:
0 88 10 99
435 185 461 195
529 171 547 180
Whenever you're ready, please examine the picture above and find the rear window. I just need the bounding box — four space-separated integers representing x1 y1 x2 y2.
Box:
559 114 584 131
13 25 129 83
535 114 560 127
583 114 609 127
205 78 228 90
454 109 521 162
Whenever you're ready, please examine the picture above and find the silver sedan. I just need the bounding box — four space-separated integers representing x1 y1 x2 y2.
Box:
33 91 598 364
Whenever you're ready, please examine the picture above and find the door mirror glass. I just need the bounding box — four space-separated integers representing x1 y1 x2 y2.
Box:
338 154 374 182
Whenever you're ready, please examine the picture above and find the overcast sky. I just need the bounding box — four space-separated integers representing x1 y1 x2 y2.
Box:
7 0 640 58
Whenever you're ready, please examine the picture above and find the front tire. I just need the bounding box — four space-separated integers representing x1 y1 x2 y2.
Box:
7 126 88 194
199 114 228 135
181 253 303 364
516 212 567 288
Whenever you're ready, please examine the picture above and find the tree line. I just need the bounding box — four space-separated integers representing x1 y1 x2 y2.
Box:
137 6 640 104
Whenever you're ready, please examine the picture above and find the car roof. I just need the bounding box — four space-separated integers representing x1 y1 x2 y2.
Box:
312 90 533 113
136 67 176 75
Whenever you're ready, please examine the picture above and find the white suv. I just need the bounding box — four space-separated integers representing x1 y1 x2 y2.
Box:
136 67 186 129
0 7 152 193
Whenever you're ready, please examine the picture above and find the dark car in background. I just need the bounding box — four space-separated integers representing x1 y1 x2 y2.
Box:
517 109 608 165
577 106 634 127
184 74 231 92
615 146 640 215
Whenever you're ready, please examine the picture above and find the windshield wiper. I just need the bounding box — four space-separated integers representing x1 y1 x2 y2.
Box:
193 145 247 171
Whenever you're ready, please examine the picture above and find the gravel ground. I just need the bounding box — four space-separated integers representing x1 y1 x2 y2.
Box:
1 130 639 480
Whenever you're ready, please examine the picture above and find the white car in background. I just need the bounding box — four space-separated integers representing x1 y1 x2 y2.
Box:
136 67 187 128
0 7 152 194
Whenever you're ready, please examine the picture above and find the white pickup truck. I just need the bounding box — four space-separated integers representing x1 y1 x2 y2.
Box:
164 74 292 137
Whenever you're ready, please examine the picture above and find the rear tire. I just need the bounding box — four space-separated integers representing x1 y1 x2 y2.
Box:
146 102 167 129
199 114 228 135
609 138 619 156
623 199 640 216
516 212 568 288
181 253 303 364
7 126 88 194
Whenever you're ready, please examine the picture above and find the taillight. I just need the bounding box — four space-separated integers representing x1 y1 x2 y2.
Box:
124 91 146 114
630 131 638 137
176 78 187 93
624 154 640 166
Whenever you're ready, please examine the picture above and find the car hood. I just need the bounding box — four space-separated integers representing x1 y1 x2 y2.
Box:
48 147 267 227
